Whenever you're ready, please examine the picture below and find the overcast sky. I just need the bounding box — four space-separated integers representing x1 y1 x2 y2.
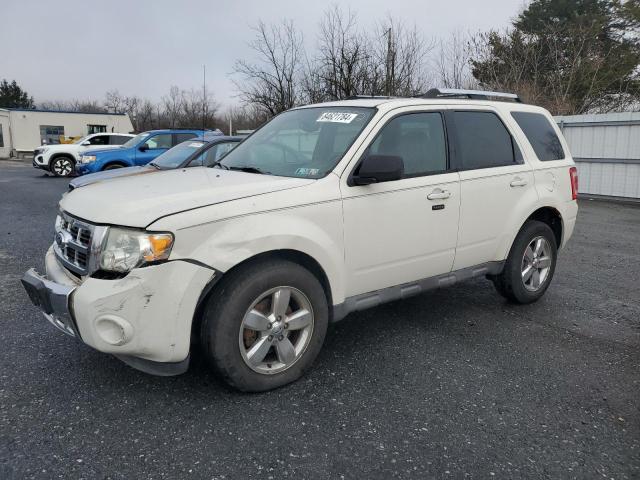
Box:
1 0 527 109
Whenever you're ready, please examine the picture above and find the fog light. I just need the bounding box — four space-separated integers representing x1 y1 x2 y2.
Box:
95 315 133 346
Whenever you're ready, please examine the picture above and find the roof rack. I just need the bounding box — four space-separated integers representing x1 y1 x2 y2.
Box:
419 88 522 103
345 95 395 100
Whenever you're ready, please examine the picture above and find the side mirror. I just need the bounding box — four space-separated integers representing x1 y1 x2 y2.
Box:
139 144 149 152
351 154 404 186
81 141 91 146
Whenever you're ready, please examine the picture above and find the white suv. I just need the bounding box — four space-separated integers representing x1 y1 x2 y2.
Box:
22 89 578 391
33 132 134 177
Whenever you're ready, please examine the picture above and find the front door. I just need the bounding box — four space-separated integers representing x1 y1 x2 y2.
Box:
135 133 172 165
341 110 461 297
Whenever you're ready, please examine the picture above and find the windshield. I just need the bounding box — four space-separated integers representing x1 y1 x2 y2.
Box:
73 135 90 145
217 107 375 178
152 140 206 169
122 132 149 148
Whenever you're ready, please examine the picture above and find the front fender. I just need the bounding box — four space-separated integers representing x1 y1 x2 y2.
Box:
165 201 347 305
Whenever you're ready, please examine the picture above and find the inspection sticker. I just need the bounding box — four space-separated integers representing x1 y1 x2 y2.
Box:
188 142 205 148
295 167 320 176
317 112 358 123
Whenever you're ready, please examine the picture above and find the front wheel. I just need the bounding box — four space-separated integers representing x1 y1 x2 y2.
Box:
492 220 557 304
200 260 328 392
50 156 75 177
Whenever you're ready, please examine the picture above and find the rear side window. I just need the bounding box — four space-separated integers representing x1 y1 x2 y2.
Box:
369 112 447 177
511 112 565 161
453 111 521 170
110 135 130 145
174 133 198 145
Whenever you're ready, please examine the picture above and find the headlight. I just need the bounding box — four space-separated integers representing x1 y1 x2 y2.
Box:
99 227 174 273
80 155 96 164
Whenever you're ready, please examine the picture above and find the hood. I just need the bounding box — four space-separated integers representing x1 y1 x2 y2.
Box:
68 166 152 190
40 143 76 151
83 146 127 157
60 167 314 228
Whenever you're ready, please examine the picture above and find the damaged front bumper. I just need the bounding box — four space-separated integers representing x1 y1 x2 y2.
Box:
21 246 215 376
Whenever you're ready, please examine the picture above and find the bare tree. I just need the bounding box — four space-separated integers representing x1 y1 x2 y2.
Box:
374 16 434 96
315 5 373 99
233 20 303 116
160 86 184 128
434 31 477 90
180 88 220 129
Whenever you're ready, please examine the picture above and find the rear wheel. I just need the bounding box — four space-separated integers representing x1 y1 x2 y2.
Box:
200 259 328 392
50 156 74 177
493 220 557 304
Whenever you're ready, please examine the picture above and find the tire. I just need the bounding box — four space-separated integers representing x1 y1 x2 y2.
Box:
493 220 558 304
200 259 329 392
50 156 75 177
103 163 125 170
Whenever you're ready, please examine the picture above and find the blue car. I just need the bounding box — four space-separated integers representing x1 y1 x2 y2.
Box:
68 133 242 190
75 128 220 175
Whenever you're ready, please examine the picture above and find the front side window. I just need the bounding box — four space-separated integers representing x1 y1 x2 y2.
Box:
453 111 521 169
88 135 109 146
39 125 65 145
368 112 447 177
511 112 565 161
217 107 375 178
152 140 206 169
144 133 172 149
193 141 239 167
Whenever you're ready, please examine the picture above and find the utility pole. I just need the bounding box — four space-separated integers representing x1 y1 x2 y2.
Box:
385 27 394 96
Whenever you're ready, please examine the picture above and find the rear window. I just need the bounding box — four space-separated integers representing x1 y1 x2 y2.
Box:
511 112 565 161
453 111 522 170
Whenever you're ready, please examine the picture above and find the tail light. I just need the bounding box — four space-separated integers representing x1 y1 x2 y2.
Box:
569 166 578 200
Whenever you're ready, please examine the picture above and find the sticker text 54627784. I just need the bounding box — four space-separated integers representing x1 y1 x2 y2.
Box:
317 112 359 124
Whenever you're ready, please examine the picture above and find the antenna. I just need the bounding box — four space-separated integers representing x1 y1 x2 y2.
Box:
202 64 206 135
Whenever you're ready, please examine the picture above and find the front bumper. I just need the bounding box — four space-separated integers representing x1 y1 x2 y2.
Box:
75 163 95 176
22 246 216 375
21 268 79 337
32 156 49 171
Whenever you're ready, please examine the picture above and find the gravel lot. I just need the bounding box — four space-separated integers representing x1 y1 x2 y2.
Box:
1 161 638 479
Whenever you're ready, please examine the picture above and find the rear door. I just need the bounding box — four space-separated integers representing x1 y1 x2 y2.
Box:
448 108 538 270
341 108 461 297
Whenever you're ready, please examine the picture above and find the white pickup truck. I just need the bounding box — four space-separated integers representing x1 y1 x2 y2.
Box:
33 132 134 177
22 89 578 391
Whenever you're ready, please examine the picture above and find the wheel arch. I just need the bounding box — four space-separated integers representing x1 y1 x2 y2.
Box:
101 160 128 170
190 249 334 343
525 206 563 248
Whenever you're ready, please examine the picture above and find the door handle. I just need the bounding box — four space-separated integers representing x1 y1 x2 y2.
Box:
427 189 451 200
510 177 528 187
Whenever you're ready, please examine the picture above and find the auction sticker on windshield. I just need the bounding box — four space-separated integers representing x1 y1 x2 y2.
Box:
188 142 205 148
317 112 358 123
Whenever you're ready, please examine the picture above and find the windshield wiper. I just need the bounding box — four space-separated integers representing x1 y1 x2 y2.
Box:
228 165 272 175
210 160 230 170
149 162 161 170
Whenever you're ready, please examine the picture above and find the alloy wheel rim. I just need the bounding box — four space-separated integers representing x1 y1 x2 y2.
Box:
521 236 552 291
238 286 314 375
53 159 72 176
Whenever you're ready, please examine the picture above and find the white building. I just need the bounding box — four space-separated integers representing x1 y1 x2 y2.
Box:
0 108 133 158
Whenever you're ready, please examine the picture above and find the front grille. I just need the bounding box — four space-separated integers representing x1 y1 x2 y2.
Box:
54 212 96 276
